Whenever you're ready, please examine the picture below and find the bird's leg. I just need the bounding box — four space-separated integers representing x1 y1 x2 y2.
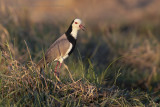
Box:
54 62 59 76
59 63 62 69
57 63 62 75
57 58 63 75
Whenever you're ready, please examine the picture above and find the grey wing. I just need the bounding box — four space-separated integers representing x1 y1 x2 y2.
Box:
45 39 70 63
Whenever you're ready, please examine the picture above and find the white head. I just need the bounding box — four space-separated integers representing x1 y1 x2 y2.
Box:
72 18 85 31
66 18 85 39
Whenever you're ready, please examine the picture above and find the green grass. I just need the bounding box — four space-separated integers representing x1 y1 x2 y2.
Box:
0 8 160 106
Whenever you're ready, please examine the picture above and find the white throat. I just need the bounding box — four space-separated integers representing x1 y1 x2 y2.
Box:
71 28 78 39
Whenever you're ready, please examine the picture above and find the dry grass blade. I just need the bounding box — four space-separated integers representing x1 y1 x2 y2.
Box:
24 40 33 63
63 63 75 83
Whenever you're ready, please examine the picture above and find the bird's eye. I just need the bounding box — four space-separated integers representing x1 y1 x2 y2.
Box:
75 22 78 24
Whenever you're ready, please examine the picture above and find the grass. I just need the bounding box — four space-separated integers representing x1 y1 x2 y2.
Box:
0 48 158 106
0 4 160 106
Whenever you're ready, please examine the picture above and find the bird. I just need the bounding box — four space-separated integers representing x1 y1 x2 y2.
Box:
37 18 85 76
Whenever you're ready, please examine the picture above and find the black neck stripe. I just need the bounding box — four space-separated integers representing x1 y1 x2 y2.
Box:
65 20 77 55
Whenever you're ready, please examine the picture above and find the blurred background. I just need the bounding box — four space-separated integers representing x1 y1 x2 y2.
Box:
1 0 160 92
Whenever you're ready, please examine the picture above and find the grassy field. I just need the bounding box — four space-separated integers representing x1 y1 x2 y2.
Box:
0 1 160 106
